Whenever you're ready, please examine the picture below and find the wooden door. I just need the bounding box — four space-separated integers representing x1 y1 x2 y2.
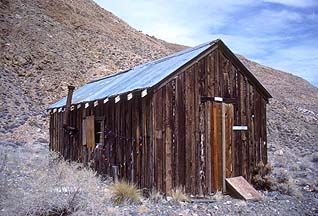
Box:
211 102 234 192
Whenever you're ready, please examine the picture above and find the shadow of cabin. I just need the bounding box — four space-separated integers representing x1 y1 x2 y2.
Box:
48 39 272 196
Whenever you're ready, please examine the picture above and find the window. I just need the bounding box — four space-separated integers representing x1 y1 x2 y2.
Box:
95 117 104 147
82 116 104 164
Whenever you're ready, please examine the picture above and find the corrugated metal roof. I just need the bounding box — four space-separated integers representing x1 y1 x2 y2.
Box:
48 40 216 109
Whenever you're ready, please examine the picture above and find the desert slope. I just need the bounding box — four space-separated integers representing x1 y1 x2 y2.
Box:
239 55 318 188
0 0 185 142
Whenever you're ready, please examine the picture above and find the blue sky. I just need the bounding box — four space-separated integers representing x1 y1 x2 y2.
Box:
95 0 318 87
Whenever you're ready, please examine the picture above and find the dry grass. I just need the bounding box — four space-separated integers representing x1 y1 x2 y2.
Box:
0 149 111 215
110 181 141 205
286 178 303 198
270 172 303 198
211 191 224 201
252 161 273 190
148 189 164 203
171 186 190 202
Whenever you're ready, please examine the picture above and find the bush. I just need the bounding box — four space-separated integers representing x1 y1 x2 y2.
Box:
148 189 164 203
252 161 273 190
211 191 224 201
110 181 141 206
171 186 190 202
269 172 303 198
0 150 111 215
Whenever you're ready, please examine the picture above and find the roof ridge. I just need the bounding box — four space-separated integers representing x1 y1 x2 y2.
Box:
134 40 214 69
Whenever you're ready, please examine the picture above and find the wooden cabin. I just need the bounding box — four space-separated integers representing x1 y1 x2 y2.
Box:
48 39 272 196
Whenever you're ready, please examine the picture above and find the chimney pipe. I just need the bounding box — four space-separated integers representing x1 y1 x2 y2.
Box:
63 85 75 129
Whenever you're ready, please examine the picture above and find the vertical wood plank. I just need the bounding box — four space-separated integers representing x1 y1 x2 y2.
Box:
214 50 220 96
211 102 222 191
176 73 186 188
262 98 268 164
171 79 177 189
185 67 194 194
225 104 234 178
154 89 163 192
165 82 173 194
150 95 155 190
245 80 251 182
126 99 132 181
240 74 247 179
132 99 137 183
142 96 147 189
194 63 201 195
205 102 212 194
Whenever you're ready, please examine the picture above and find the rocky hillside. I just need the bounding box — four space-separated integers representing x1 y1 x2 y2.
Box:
0 0 185 142
239 55 318 188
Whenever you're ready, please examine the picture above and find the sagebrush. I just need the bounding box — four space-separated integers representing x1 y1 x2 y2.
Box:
111 181 141 205
170 186 190 202
0 148 112 215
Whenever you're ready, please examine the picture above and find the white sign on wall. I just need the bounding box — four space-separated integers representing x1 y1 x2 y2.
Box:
233 126 248 131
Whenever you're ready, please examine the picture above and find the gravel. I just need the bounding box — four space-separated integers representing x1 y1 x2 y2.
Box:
0 139 317 215
103 192 317 216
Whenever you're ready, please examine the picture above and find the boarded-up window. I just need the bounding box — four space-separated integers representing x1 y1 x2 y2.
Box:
84 115 95 148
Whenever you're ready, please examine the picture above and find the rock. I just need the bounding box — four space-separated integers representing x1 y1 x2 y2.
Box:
18 119 26 125
35 64 44 70
268 191 280 197
8 123 19 129
0 139 25 147
129 212 138 216
224 201 232 205
37 138 48 143
274 149 284 156
13 56 27 66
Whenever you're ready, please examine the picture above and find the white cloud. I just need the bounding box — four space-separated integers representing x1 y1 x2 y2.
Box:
263 0 318 8
237 9 305 37
95 0 259 45
94 0 318 86
259 44 318 85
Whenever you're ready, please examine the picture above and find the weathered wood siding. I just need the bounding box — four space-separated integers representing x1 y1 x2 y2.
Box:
149 47 267 195
49 45 268 196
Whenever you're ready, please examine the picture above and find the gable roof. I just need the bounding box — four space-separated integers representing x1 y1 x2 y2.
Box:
48 39 271 109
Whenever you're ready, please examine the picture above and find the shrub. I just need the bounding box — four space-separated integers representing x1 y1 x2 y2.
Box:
110 181 141 206
211 190 224 201
252 161 273 190
0 149 111 215
28 119 37 127
171 186 190 202
270 173 303 198
148 189 164 203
